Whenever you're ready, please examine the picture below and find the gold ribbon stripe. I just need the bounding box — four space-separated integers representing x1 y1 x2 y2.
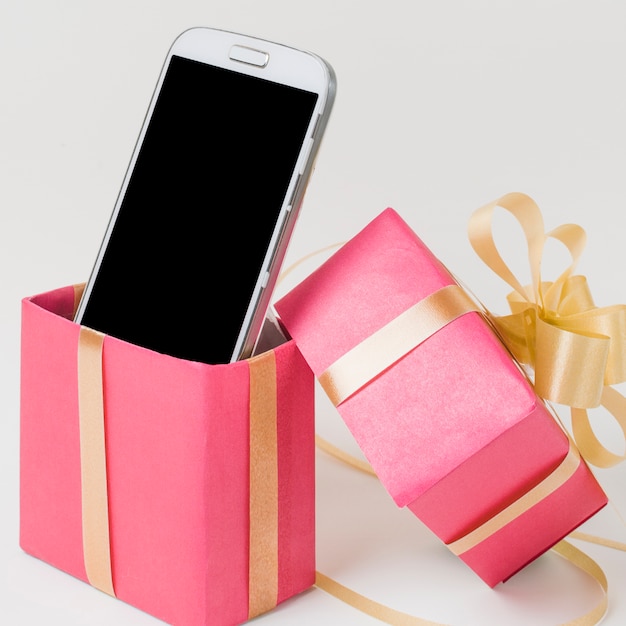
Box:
319 284 480 407
248 350 279 619
77 327 115 597
446 441 581 555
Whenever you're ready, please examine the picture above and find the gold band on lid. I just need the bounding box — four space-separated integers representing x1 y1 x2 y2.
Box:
319 284 480 407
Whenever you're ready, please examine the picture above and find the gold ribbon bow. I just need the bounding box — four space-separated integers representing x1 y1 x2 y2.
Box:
468 192 626 468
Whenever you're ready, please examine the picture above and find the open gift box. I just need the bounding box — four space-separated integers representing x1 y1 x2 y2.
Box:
274 207 608 587
20 285 315 626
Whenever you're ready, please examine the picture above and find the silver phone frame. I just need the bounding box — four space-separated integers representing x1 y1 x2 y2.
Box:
74 27 336 362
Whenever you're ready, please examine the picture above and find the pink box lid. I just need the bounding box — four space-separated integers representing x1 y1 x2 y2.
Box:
275 208 540 507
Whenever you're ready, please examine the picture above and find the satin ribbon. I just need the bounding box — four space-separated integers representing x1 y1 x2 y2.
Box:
468 192 626 467
77 325 116 597
75 284 116 595
248 350 280 619
319 284 481 406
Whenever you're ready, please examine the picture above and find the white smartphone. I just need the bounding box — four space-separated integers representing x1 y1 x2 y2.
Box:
74 27 335 363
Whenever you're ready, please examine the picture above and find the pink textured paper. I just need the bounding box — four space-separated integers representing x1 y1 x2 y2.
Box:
20 286 315 625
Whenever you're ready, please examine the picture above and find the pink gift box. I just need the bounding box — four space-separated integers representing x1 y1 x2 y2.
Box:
20 285 315 625
274 208 607 587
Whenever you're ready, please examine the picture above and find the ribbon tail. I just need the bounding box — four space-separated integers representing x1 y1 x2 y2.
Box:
315 572 446 626
552 540 609 626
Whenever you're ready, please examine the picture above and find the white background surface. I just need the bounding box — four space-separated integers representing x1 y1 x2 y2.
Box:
2 1 626 624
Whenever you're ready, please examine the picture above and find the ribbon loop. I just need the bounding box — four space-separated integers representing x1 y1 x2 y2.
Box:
469 193 626 466
557 275 595 316
534 317 609 408
571 386 626 468
468 192 546 303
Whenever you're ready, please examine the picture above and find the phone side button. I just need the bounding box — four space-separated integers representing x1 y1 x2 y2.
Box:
287 174 302 211
261 270 270 289
310 113 321 139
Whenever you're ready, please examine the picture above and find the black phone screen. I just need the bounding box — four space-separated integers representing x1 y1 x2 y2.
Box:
79 55 318 363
